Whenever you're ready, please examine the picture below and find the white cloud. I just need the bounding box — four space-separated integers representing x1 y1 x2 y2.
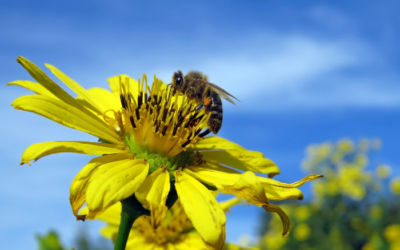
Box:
148 33 398 112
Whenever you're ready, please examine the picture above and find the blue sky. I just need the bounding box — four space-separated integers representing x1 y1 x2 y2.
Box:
1 0 400 249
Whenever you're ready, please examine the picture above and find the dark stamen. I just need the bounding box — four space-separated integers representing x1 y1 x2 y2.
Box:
162 124 168 136
129 116 136 128
182 139 191 148
172 125 179 136
194 128 202 136
162 107 168 122
153 95 158 105
186 131 193 140
135 108 140 120
120 95 127 109
138 93 143 109
173 116 185 136
155 120 161 133
199 129 211 138
145 92 149 110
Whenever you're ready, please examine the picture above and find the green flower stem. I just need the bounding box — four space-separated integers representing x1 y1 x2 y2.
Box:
114 196 150 250
113 183 179 250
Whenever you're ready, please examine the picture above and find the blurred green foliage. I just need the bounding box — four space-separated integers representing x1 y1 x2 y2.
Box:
36 231 72 250
37 228 112 250
258 138 400 250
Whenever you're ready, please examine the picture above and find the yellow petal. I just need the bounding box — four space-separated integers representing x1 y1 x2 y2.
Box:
263 203 290 237
107 75 139 100
135 169 170 228
100 225 119 242
218 171 269 207
45 64 106 115
12 95 120 144
184 164 241 189
70 153 131 219
174 171 226 250
219 197 241 213
78 87 121 114
258 175 323 201
215 171 291 237
16 57 107 127
263 185 304 201
20 141 127 165
7 80 57 98
126 237 155 250
172 232 209 250
91 202 122 225
85 158 149 219
188 136 245 151
199 149 280 176
258 174 324 188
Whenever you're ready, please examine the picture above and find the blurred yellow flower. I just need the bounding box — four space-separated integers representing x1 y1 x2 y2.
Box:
362 243 377 250
355 153 368 168
351 217 363 230
347 184 366 201
390 178 400 195
87 197 256 250
376 165 391 178
363 172 373 183
389 240 400 250
295 206 311 222
262 231 286 250
313 181 326 197
329 228 342 243
294 223 310 241
223 243 260 250
384 224 400 242
358 138 369 151
326 180 339 196
369 205 382 219
11 57 322 249
337 139 354 153
302 143 332 170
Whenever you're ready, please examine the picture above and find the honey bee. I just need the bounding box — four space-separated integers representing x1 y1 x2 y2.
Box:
171 70 239 135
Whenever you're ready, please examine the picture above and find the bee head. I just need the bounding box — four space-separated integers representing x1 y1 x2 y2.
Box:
172 70 185 91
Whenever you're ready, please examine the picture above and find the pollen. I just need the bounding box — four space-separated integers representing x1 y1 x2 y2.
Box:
116 74 210 158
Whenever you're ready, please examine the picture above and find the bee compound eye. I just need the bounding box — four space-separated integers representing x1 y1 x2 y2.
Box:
175 76 182 85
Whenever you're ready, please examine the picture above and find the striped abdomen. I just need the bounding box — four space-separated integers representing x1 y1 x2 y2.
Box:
206 92 223 134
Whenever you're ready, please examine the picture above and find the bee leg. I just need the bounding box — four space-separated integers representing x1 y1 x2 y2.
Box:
194 103 204 112
199 128 211 138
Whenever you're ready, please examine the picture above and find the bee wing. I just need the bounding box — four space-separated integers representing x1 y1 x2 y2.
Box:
205 82 240 105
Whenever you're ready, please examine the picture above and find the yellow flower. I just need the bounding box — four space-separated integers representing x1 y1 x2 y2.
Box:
390 178 400 195
384 224 400 242
376 165 391 178
86 197 256 250
337 139 354 153
355 153 368 168
262 231 286 250
294 223 310 241
362 243 377 250
295 206 311 222
369 205 382 219
223 243 260 250
10 57 322 249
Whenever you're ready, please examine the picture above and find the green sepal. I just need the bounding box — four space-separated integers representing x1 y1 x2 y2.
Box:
123 134 193 181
